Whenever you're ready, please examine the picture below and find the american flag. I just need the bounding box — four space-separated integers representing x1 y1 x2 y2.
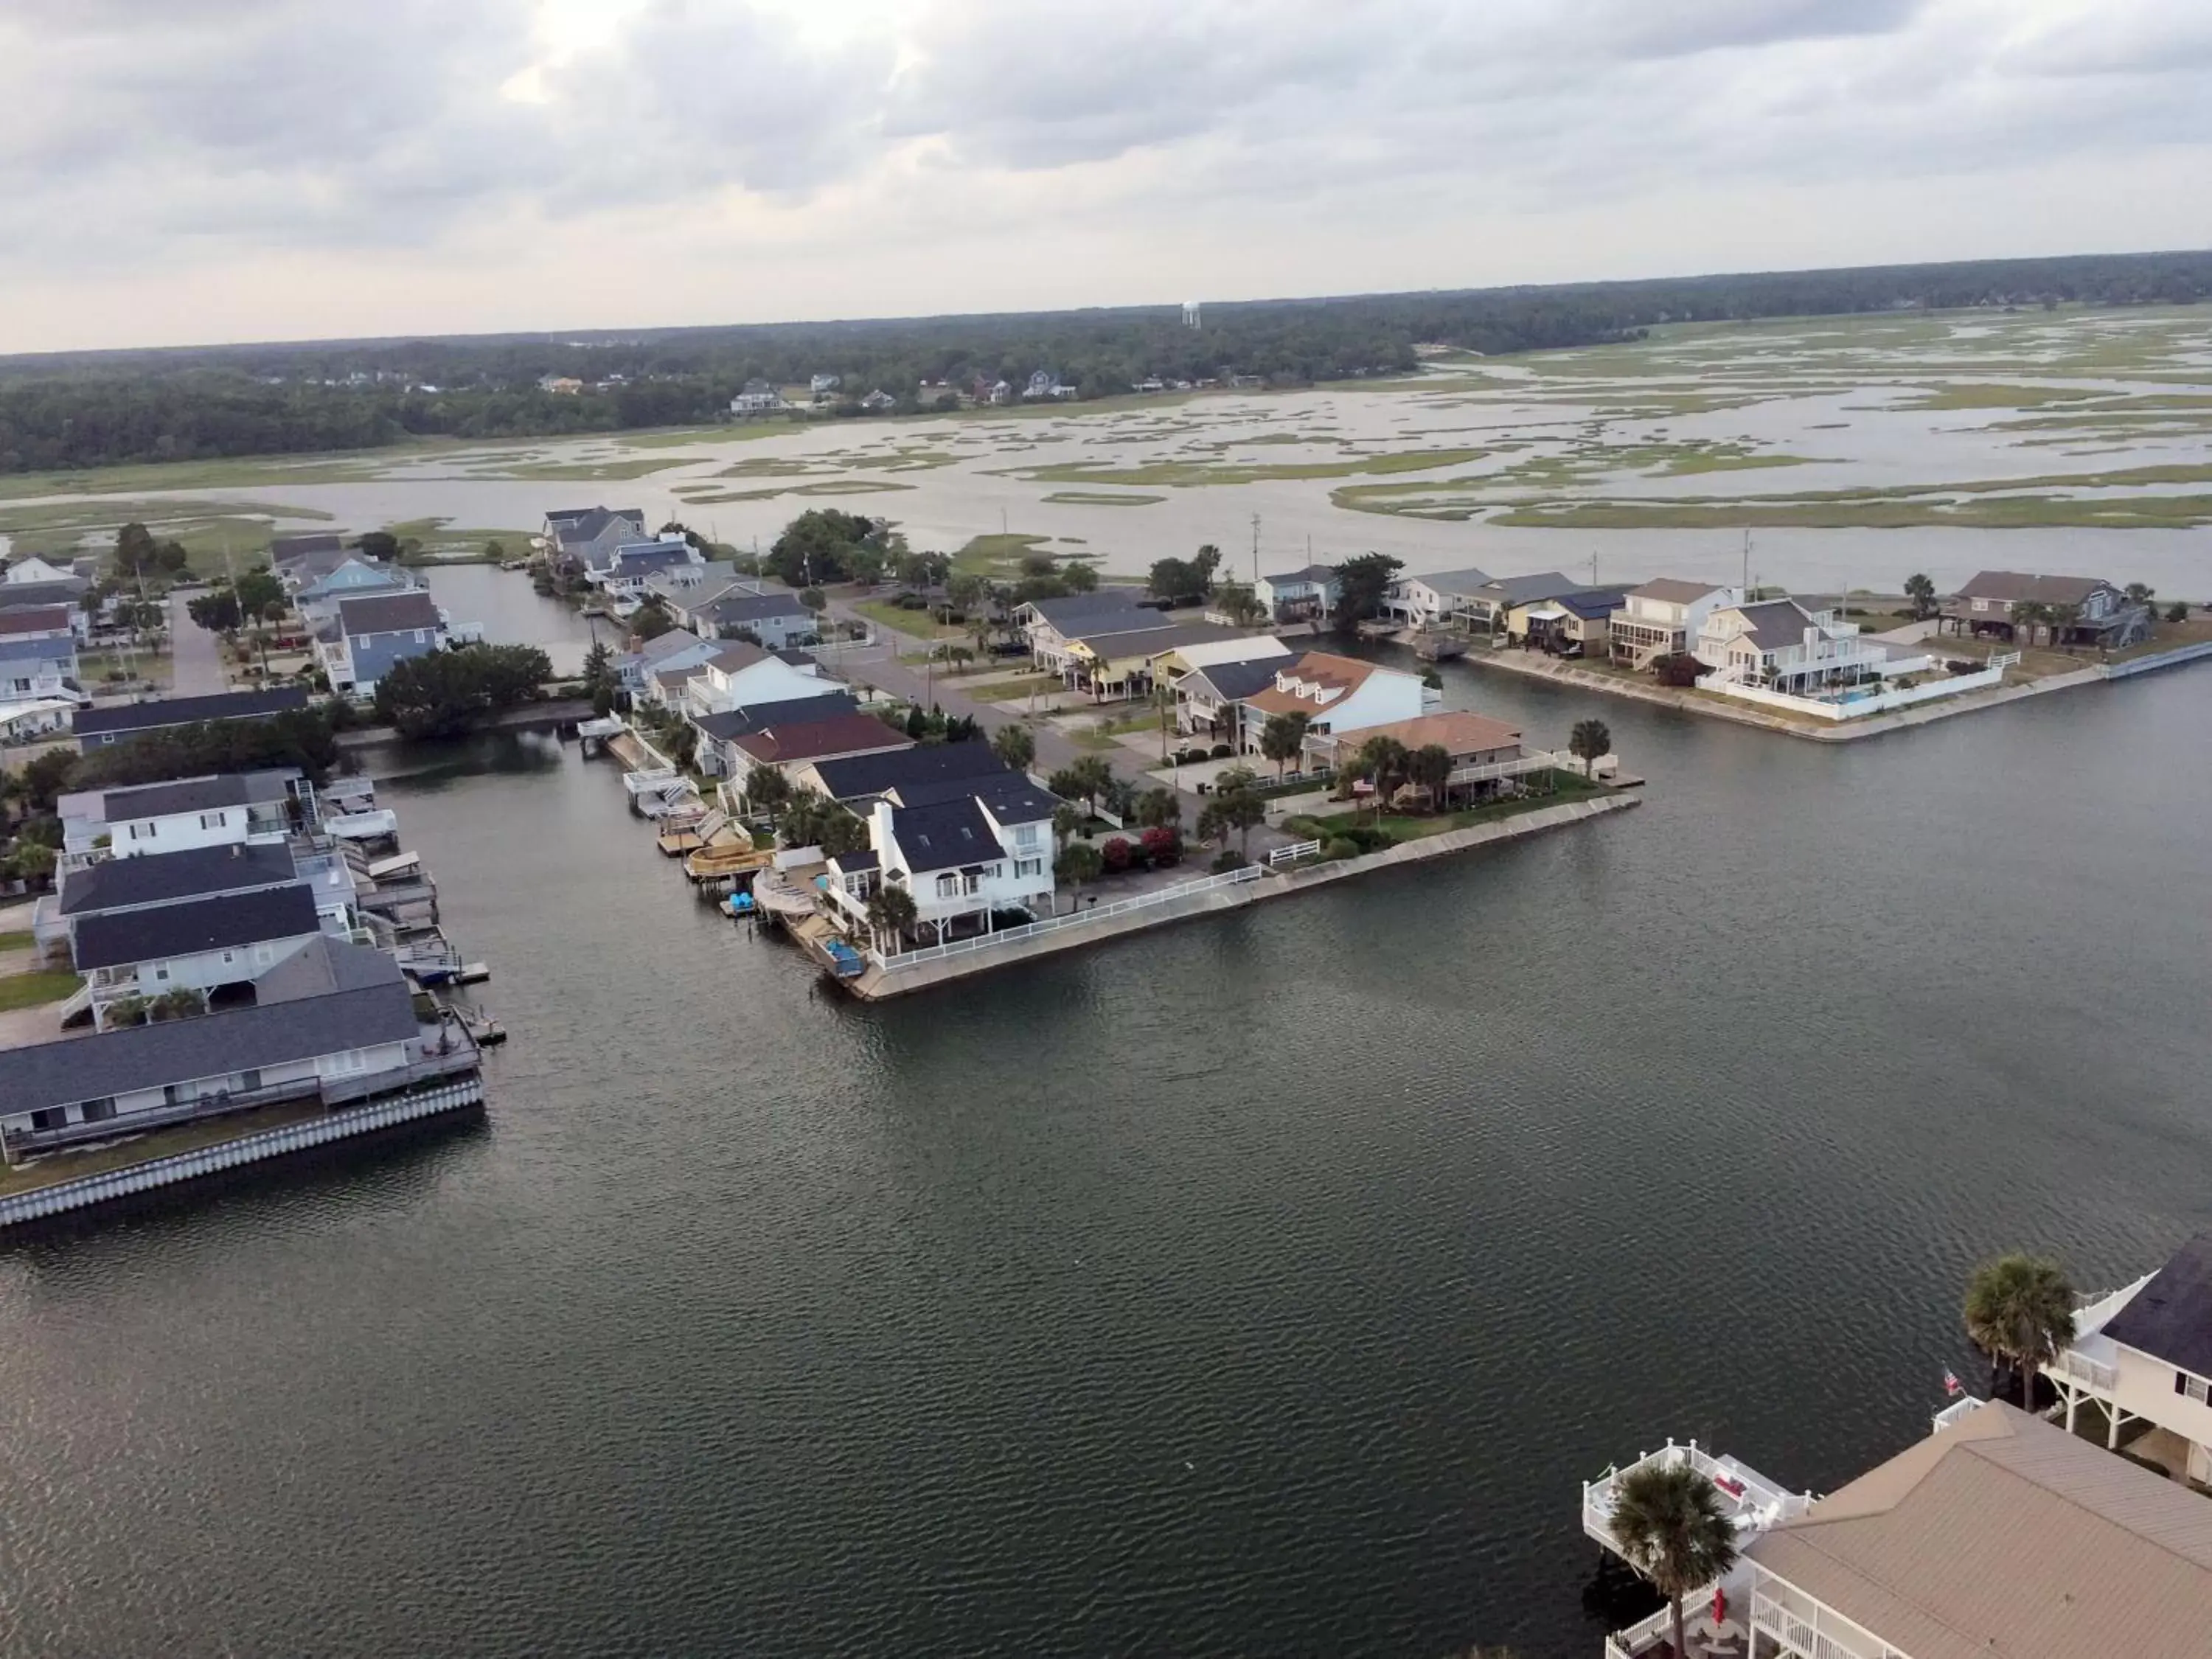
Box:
1944 1370 1964 1397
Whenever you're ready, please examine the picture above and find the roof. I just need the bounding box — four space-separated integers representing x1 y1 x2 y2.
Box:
889 796 1001 874
94 770 293 821
1024 593 1164 632
2101 1232 2212 1377
1405 565 1495 595
692 692 858 742
337 590 442 635
1631 577 1729 605
73 688 310 739
609 543 695 574
709 591 812 623
0 963 419 1119
729 714 911 766
1953 570 2115 605
636 628 709 665
551 507 644 546
827 848 880 875
702 640 771 674
1338 710 1521 757
909 772 1057 823
0 605 71 636
58 842 299 918
1242 650 1387 717
1747 1402 2212 1659
807 739 1009 801
0 579 88 608
0 635 72 664
1478 571 1580 605
246 930 405 1004
1728 598 1820 653
1071 621 1248 658
269 533 345 563
1262 564 1338 586
1550 588 1627 620
1180 655 1293 703
73 883 323 970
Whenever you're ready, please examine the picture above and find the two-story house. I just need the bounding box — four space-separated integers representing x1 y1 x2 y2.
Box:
545 507 647 576
4 554 86 586
730 379 785 414
1940 570 2149 649
682 641 831 718
0 604 79 650
691 692 859 779
72 883 327 1028
622 628 722 697
1253 564 1341 625
0 580 92 639
1607 579 1741 670
1509 588 1625 655
1382 566 1494 629
292 557 414 624
594 537 703 599
59 771 301 867
1694 598 1893 694
0 634 80 703
824 769 1059 948
794 739 1011 805
723 712 912 799
1224 651 1429 754
705 591 818 649
324 590 449 698
2044 1231 2212 1486
1019 594 1173 675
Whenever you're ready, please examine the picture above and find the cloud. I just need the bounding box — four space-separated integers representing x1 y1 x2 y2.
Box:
0 0 2206 351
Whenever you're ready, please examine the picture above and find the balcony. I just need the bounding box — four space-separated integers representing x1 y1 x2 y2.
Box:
1585 1441 1813 1562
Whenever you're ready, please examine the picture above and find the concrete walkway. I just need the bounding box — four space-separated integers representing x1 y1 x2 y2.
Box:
167 590 229 695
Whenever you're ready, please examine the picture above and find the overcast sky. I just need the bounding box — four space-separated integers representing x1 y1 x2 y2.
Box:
2 0 2208 354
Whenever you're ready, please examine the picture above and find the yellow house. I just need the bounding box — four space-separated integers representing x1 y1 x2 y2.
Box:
1062 622 1261 700
1506 589 1624 657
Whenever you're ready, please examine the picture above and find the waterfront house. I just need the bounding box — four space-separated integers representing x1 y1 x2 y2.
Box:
730 379 785 414
72 883 327 1028
1607 579 1740 670
1585 1402 2212 1659
824 773 1059 947
704 590 818 650
0 635 80 704
689 692 860 779
292 560 414 625
1941 570 2149 648
683 641 830 717
74 688 310 750
1171 651 1301 747
55 841 307 945
320 590 451 699
1060 621 1252 702
859 389 897 411
794 739 1010 805
1225 652 1429 754
1382 566 1494 630
641 563 754 634
592 537 703 599
1694 599 1896 694
0 942 470 1169
1151 635 1292 680
268 533 346 570
545 507 647 575
1019 593 1169 672
724 713 912 799
59 771 301 866
1303 710 1532 801
2042 1231 2212 1486
1508 588 1625 655
0 582 94 639
0 604 77 650
810 373 841 397
1254 565 1340 625
622 627 721 695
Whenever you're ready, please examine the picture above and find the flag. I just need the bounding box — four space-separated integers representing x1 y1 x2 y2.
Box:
1944 1370 1964 1397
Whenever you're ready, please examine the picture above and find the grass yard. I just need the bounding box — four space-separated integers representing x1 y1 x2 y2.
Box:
0 968 80 1013
1285 771 1604 846
852 599 964 640
0 929 34 953
967 674 1068 703
0 1096 334 1199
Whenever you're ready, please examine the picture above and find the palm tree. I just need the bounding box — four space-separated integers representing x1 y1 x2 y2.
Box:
1964 1252 2076 1410
1134 786 1181 830
1569 718 1612 779
1259 712 1311 782
990 723 1035 775
2044 601 2081 652
1051 801 1085 850
1608 1462 1739 1659
1903 572 1938 621
1406 742 1454 811
864 884 917 953
1360 735 1410 820
1054 841 1102 912
2008 599 2049 647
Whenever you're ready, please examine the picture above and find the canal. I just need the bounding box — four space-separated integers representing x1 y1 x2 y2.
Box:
0 664 2207 1656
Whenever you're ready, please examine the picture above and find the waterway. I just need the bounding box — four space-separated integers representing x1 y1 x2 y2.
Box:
0 664 2208 1656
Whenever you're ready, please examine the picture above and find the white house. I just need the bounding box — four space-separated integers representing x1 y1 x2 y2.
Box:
72 883 327 1029
0 635 79 703
859 389 896 411
730 379 785 414
1224 651 1429 754
591 536 703 598
1381 566 1494 629
2043 1231 2212 1486
1607 579 1741 670
4 555 80 585
1254 564 1340 624
809 373 841 397
682 641 830 717
59 772 299 867
1695 599 1900 693
824 771 1059 948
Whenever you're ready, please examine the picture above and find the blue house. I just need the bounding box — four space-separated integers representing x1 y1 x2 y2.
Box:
294 560 415 625
324 590 448 698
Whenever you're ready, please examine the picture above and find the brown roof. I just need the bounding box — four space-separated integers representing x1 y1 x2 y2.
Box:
1630 577 1726 605
1241 651 1381 717
1336 710 1521 757
730 714 911 766
0 605 71 635
1748 1403 2212 1659
1952 570 2113 606
703 641 769 672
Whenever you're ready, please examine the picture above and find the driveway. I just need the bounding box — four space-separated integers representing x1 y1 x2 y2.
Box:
168 590 229 695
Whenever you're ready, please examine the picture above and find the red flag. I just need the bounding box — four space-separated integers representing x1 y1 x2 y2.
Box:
1944 1370 1963 1397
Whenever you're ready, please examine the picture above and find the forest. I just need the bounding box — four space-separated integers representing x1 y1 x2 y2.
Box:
1 248 2207 474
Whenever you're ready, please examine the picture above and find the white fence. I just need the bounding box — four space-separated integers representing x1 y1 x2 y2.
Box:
1700 662 2005 721
1268 839 1322 867
873 865 1262 970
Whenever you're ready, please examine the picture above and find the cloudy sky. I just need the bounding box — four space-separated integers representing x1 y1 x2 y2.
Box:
2 0 2208 353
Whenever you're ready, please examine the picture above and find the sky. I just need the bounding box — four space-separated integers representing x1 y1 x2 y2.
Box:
1 0 2208 354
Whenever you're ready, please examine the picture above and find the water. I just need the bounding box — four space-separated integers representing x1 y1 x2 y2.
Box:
1 668 2210 1656
418 563 609 678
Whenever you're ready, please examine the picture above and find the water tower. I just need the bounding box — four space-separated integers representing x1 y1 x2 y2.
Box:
1182 299 1201 330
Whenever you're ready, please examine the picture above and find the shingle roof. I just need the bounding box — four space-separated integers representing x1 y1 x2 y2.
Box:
891 796 1001 874
58 842 299 918
925 773 1058 823
1631 577 1728 605
1746 1402 2212 1659
0 579 88 608
729 714 910 766
692 692 858 742
807 739 1008 801
1551 588 1627 619
0 965 418 1119
2100 1232 2212 1377
551 507 644 546
1071 621 1247 657
269 533 346 563
709 591 812 623
1025 593 1164 631
1478 571 1579 605
1406 565 1495 594
0 636 72 664
636 628 709 665
1242 650 1387 717
1262 564 1338 585
337 590 442 635
97 771 294 821
1337 710 1521 757
1953 570 2115 606
72 883 323 971
0 605 71 636
609 543 695 574
73 688 310 739
1731 598 1820 653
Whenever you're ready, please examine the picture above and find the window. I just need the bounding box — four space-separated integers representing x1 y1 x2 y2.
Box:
2178 1372 2211 1405
936 874 959 898
79 1098 116 1124
29 1108 67 1132
1971 597 1989 613
128 822 146 840
1014 823 1040 849
200 813 226 830
414 630 427 644
1015 858 1043 879
220 950 236 964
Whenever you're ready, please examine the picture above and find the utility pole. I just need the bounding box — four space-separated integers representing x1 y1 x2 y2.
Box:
1741 531 1751 599
1250 512 1261 588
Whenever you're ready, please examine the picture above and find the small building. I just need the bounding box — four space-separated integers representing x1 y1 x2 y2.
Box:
1022 370 1060 400
291 557 411 621
55 841 306 938
794 739 1010 805
1019 593 1172 673
1060 621 1253 702
72 883 327 1028
0 579 94 622
593 537 703 599
538 375 583 395
1607 579 1740 670
74 688 310 750
1941 570 2149 648
1254 565 1340 625
268 534 347 570
1508 588 1624 656
1172 654 1296 748
810 373 841 397
2045 1231 2212 1486
59 771 300 866
324 590 449 698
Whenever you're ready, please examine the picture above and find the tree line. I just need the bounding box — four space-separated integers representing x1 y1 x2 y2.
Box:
7 250 2209 473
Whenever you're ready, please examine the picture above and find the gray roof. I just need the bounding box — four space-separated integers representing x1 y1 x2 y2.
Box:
1069 621 1247 656
248 931 400 1004
1732 598 1820 653
636 628 710 665
902 771 1057 824
609 544 695 576
1262 564 1338 586
2101 1233 2212 1377
97 770 295 821
73 688 309 739
73 883 322 971
692 692 857 742
337 590 442 635
891 796 1001 874
1180 656 1287 702
1553 588 1627 619
1952 570 2115 606
0 963 418 1119
1479 571 1579 605
1409 565 1495 593
0 635 73 665
270 533 346 563
807 740 1008 802
1025 593 1164 632
0 579 88 608
58 842 299 918
827 848 880 875
709 591 812 624
552 507 644 546
1631 577 1729 605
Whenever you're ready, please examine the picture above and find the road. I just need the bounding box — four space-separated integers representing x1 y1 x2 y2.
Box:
167 590 229 696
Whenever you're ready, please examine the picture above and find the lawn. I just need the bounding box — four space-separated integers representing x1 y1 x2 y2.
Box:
0 969 80 1013
968 675 1068 703
852 599 964 640
1286 771 1604 846
0 929 33 953
0 1096 332 1199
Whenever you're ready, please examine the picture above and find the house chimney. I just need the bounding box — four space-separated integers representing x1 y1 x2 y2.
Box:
870 799 895 855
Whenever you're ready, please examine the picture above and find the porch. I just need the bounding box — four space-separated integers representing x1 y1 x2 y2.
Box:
1584 1440 1814 1562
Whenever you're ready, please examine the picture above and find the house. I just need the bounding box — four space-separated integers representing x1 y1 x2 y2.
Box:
1507 588 1625 655
0 942 463 1168
1022 370 1060 400
723 713 912 796
292 557 412 622
859 389 897 411
641 562 743 627
268 534 346 569
810 373 841 397
544 507 647 574
0 605 77 648
0 634 80 703
1381 566 1495 629
703 590 818 650
1941 570 2149 648
592 537 703 597
1607 579 1740 670
538 375 583 395
690 692 860 779
1303 709 1525 787
1695 598 1895 693
823 773 1059 947
1149 634 1292 682
682 641 828 717
1173 654 1300 747
621 627 722 695
323 590 449 698
1059 621 1253 701
793 739 1011 805
74 688 310 749
0 579 93 620
72 883 327 1028
59 771 300 866
56 841 307 939
1227 652 1430 754
730 379 785 414
1254 565 1341 624
2043 1231 2212 1486
4 554 83 585
0 695 80 744
1020 593 1172 672
987 379 1013 405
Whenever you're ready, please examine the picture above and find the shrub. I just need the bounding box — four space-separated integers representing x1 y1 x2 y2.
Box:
1101 836 1134 872
1654 652 1704 687
1140 825 1180 866
1321 836 1360 860
1175 747 1208 766
1208 849 1247 874
2166 601 2190 623
1946 658 1980 675
1209 743 1234 759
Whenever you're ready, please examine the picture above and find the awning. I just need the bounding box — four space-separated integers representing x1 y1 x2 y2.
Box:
1523 605 1568 622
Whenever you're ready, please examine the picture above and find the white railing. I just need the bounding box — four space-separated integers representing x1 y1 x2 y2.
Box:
1585 1441 1812 1555
1931 1396 1983 1432
1269 839 1322 867
873 865 1263 971
1750 1580 1888 1659
2049 1348 2118 1391
1604 1603 1688 1659
1445 748 1568 787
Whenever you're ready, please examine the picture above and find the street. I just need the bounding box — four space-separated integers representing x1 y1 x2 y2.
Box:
167 589 229 696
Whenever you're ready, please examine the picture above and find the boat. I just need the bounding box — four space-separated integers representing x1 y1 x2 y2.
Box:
723 891 757 918
472 1018 509 1046
822 939 866 980
456 962 491 984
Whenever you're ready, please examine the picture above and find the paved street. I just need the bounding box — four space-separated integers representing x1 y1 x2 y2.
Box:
167 590 229 695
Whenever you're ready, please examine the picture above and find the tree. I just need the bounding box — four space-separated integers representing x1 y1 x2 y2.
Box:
745 765 792 824
1194 800 1232 855
1259 711 1311 781
1332 552 1404 630
1407 742 1454 810
1213 771 1267 855
799 586 827 616
990 723 1036 775
1062 560 1099 594
2044 601 2081 650
234 568 286 618
187 588 244 632
1051 755 1113 815
1051 801 1085 849
1349 734 1409 818
1214 580 1266 627
2125 581 2157 611
865 883 918 953
114 521 159 575
581 641 618 716
1608 1461 1739 1659
2008 599 2049 646
1903 572 1938 620
1569 718 1611 779
815 805 869 857
355 531 401 563
630 602 676 642
372 644 551 740
2166 600 2190 623
1134 786 1181 829
1191 545 1222 592
1054 840 1102 910
1148 557 1198 602
1964 1252 2076 1411
767 508 879 588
